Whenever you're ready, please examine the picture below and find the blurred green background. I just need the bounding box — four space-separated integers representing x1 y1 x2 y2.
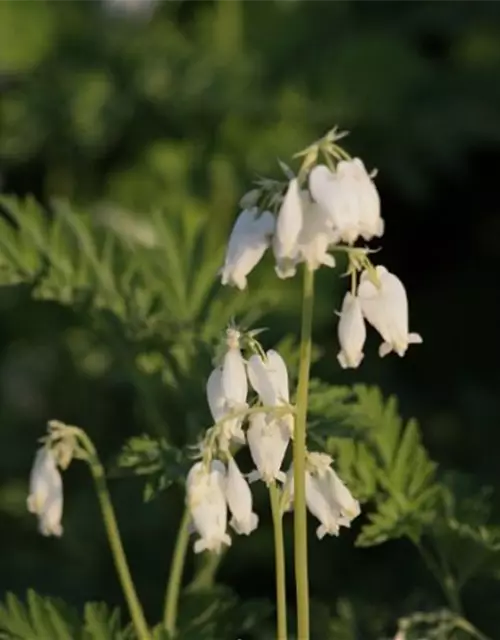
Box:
2 0 500 637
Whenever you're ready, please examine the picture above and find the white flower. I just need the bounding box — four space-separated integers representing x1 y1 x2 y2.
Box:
247 349 289 407
225 457 259 535
27 448 63 537
357 266 422 357
351 158 383 241
337 292 366 369
285 454 360 539
221 208 275 290
294 196 337 272
308 159 383 244
221 331 248 409
273 179 303 277
247 413 289 485
309 164 359 244
187 460 231 554
206 367 245 449
247 349 293 436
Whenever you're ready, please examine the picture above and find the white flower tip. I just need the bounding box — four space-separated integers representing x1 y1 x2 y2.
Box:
193 534 232 555
409 332 423 345
316 524 339 540
379 342 393 358
230 512 259 536
337 350 364 369
40 521 63 537
274 260 297 280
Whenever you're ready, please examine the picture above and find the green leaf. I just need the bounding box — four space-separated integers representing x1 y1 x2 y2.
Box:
0 590 80 640
83 602 134 640
310 384 440 547
110 434 188 501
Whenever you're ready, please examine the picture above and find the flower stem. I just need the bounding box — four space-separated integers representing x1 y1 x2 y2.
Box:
78 433 151 640
293 265 314 639
163 505 191 636
269 483 288 640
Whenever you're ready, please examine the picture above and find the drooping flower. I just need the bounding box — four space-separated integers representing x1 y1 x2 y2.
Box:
285 452 360 539
337 292 366 369
293 196 338 272
187 460 231 554
206 367 245 449
225 457 259 535
247 349 289 407
221 338 248 409
247 349 293 436
247 413 289 485
309 163 359 244
273 179 303 278
351 158 383 241
27 447 63 537
221 208 275 290
357 266 422 357
308 159 383 244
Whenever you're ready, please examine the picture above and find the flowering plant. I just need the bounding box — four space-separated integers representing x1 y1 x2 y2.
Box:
1 128 495 640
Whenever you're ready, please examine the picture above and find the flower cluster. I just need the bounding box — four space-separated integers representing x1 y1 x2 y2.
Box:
220 132 421 368
186 326 359 553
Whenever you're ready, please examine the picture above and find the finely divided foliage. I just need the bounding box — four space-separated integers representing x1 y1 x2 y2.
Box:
0 129 497 639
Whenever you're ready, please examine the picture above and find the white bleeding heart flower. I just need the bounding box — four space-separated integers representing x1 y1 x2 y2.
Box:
285 453 360 539
206 367 245 449
247 413 289 485
337 292 366 369
273 178 303 262
309 163 359 244
294 196 338 272
247 349 294 437
225 457 259 535
309 159 383 244
350 158 383 241
27 447 64 537
221 332 248 409
357 266 422 358
187 460 231 554
221 208 275 290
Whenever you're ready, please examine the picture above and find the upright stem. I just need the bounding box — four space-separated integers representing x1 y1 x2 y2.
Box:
79 434 151 640
269 483 288 640
163 506 191 636
293 265 314 639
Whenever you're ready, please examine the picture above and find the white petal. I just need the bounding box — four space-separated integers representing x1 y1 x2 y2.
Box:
206 367 225 422
324 467 361 521
27 448 64 537
187 461 231 554
247 350 290 406
222 348 248 406
247 413 289 485
247 355 277 406
265 350 290 404
221 209 275 289
225 457 258 535
337 292 366 369
350 158 383 241
358 266 421 357
273 178 303 261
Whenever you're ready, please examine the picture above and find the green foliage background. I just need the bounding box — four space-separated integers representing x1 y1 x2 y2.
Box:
2 1 500 638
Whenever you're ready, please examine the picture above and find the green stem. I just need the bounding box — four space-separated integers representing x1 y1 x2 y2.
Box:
293 265 315 639
78 433 151 640
269 483 288 640
163 506 191 636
